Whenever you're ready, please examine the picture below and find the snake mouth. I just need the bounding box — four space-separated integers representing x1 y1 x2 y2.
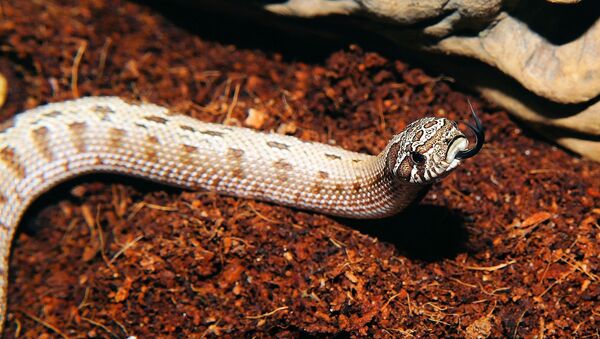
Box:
446 136 469 163
455 100 485 160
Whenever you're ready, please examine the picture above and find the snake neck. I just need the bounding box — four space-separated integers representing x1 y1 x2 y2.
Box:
359 150 431 218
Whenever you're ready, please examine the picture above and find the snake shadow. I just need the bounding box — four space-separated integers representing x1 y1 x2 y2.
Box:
19 175 468 263
339 204 469 262
18 174 182 236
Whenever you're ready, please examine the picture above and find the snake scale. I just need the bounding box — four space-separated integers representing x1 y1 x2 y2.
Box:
0 96 483 331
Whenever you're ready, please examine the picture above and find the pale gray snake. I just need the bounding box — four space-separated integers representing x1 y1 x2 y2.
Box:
0 96 484 331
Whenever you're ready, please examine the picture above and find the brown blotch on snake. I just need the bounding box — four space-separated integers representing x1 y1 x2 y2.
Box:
325 153 342 160
273 159 292 182
92 106 116 120
31 126 53 161
181 144 198 153
318 170 330 179
276 172 289 183
227 148 245 159
412 129 424 143
68 121 87 152
42 110 62 118
92 105 115 114
386 141 402 174
417 123 450 155
144 136 160 162
226 148 245 180
396 156 413 178
424 120 438 128
200 130 224 137
180 144 198 166
108 127 127 149
273 159 293 171
180 125 196 132
311 182 324 194
0 146 26 178
144 115 169 124
266 141 290 150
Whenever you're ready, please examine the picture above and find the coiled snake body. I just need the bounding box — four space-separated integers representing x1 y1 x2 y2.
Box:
0 97 483 331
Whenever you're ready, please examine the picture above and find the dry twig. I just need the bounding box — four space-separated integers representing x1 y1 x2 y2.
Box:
71 40 88 97
20 311 68 339
246 306 289 319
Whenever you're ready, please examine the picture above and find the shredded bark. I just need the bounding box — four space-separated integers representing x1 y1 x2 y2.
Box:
2 0 598 337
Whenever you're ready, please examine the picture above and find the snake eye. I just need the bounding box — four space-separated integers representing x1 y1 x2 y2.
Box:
410 152 425 165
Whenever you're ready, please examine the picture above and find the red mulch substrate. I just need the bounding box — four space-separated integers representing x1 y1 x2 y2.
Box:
1 0 598 337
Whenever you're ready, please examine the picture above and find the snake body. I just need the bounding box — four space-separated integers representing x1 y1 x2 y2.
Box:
0 96 482 331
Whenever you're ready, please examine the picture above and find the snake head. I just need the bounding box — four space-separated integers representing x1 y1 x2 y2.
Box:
385 108 484 184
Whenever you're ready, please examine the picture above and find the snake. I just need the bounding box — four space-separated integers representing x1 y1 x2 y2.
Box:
0 96 484 331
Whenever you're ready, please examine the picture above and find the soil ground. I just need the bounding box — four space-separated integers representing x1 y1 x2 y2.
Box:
1 0 598 337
